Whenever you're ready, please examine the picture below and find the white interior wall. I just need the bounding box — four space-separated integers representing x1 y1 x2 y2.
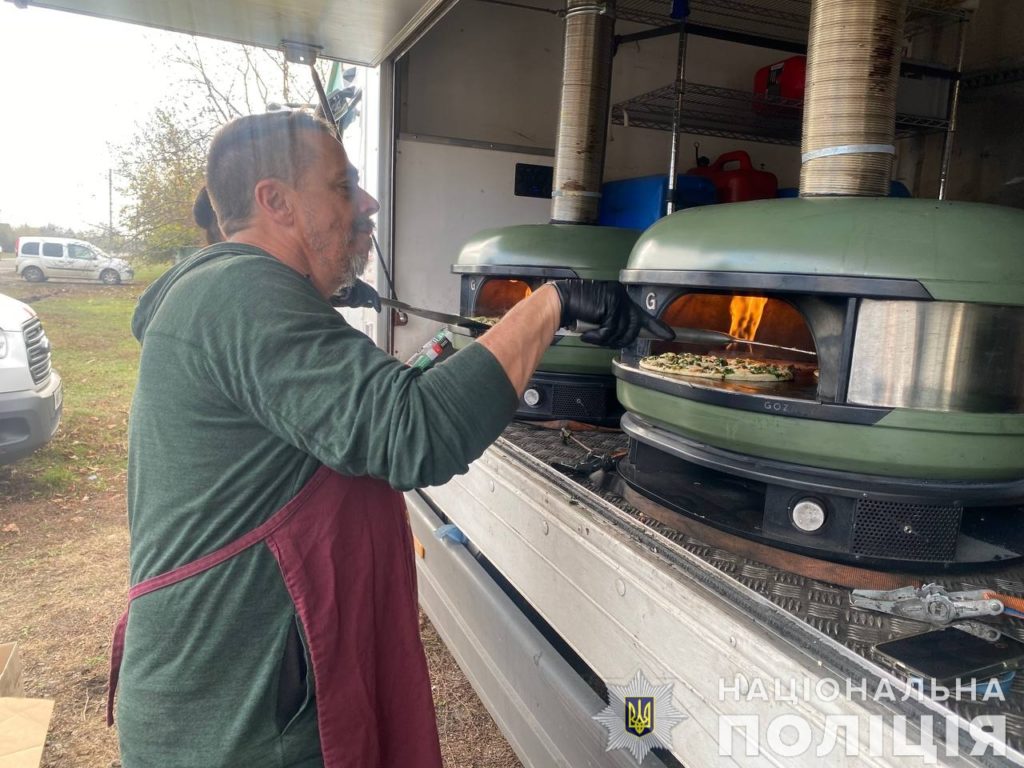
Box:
391 139 552 360
941 0 1024 207
402 0 563 149
886 1 1024 203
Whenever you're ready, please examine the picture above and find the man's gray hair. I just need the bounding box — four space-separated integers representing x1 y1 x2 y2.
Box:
206 111 336 236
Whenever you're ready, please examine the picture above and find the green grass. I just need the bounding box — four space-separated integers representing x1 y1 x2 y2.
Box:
132 261 173 284
0 261 174 499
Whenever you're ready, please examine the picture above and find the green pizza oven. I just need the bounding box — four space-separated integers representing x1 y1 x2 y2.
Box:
615 197 1024 569
452 224 638 423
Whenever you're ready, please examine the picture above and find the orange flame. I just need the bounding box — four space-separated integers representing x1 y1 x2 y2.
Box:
728 295 769 340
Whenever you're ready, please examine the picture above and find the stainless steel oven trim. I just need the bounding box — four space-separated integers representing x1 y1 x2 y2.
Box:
848 300 1024 413
452 264 579 277
618 269 933 299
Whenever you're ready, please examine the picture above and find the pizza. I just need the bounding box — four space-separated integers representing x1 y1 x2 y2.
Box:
468 315 500 326
639 352 794 382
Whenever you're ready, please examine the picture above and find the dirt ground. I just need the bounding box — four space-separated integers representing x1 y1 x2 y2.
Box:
0 269 522 767
1 491 125 766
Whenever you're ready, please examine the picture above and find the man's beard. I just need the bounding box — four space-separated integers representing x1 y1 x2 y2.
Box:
339 217 374 287
305 209 374 290
339 243 369 288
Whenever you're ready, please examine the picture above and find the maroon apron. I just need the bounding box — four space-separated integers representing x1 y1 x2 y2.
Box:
107 466 443 768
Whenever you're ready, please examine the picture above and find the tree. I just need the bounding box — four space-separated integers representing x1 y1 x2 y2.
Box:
116 106 210 259
169 39 332 121
0 223 14 253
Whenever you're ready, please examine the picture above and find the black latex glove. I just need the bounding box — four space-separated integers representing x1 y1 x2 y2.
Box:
551 279 675 347
330 279 381 312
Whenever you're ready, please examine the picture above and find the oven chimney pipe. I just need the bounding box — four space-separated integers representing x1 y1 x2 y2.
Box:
800 0 908 197
551 0 616 224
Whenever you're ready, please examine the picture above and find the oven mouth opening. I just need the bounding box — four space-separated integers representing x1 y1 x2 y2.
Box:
638 292 820 399
468 278 538 322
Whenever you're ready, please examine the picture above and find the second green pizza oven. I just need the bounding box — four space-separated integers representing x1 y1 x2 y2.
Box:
452 223 639 423
615 197 1024 569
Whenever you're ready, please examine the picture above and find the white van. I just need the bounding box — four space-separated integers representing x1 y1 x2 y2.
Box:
0 292 62 464
14 237 134 284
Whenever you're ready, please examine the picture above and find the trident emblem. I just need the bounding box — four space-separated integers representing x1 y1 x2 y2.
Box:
625 696 654 737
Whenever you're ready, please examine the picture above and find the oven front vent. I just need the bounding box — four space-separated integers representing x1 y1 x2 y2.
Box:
551 385 610 420
851 499 962 562
517 371 621 426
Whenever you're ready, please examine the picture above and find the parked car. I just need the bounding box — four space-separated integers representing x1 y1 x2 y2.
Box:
0 292 62 464
14 237 133 284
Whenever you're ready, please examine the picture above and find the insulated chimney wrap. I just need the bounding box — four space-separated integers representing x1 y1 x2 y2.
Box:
800 0 908 196
551 0 615 224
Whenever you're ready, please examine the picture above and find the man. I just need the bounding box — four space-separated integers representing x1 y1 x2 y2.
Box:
109 110 670 767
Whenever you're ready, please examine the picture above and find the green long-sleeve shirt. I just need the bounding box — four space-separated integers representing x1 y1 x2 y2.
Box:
118 244 517 766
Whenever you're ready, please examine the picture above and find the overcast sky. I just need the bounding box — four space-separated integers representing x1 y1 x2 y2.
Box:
0 5 198 231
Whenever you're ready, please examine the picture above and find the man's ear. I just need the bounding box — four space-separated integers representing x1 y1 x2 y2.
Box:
252 179 295 225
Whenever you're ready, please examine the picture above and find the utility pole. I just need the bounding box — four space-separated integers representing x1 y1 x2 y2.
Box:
108 168 113 245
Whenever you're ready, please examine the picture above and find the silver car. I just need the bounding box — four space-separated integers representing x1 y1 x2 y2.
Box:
0 291 62 464
14 237 134 285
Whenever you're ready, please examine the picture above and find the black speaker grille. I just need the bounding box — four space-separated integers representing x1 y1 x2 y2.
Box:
852 499 962 562
551 385 610 419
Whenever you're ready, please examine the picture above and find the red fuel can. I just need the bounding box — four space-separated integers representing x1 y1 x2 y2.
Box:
753 55 807 113
687 151 778 203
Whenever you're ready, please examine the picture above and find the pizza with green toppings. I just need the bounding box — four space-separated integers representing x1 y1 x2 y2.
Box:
468 315 500 326
639 352 795 382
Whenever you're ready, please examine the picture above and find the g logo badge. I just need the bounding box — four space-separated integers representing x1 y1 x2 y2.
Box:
645 292 657 311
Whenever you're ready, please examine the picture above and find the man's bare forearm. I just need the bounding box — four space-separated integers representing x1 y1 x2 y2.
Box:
476 284 562 396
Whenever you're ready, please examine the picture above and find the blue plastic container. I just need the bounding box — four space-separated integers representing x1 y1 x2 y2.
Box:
599 174 716 229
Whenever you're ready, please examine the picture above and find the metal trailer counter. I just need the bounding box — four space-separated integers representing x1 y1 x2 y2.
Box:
408 423 1024 768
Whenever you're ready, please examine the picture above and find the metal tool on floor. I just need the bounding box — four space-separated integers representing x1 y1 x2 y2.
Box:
953 620 1006 643
851 583 1024 625
550 428 626 477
